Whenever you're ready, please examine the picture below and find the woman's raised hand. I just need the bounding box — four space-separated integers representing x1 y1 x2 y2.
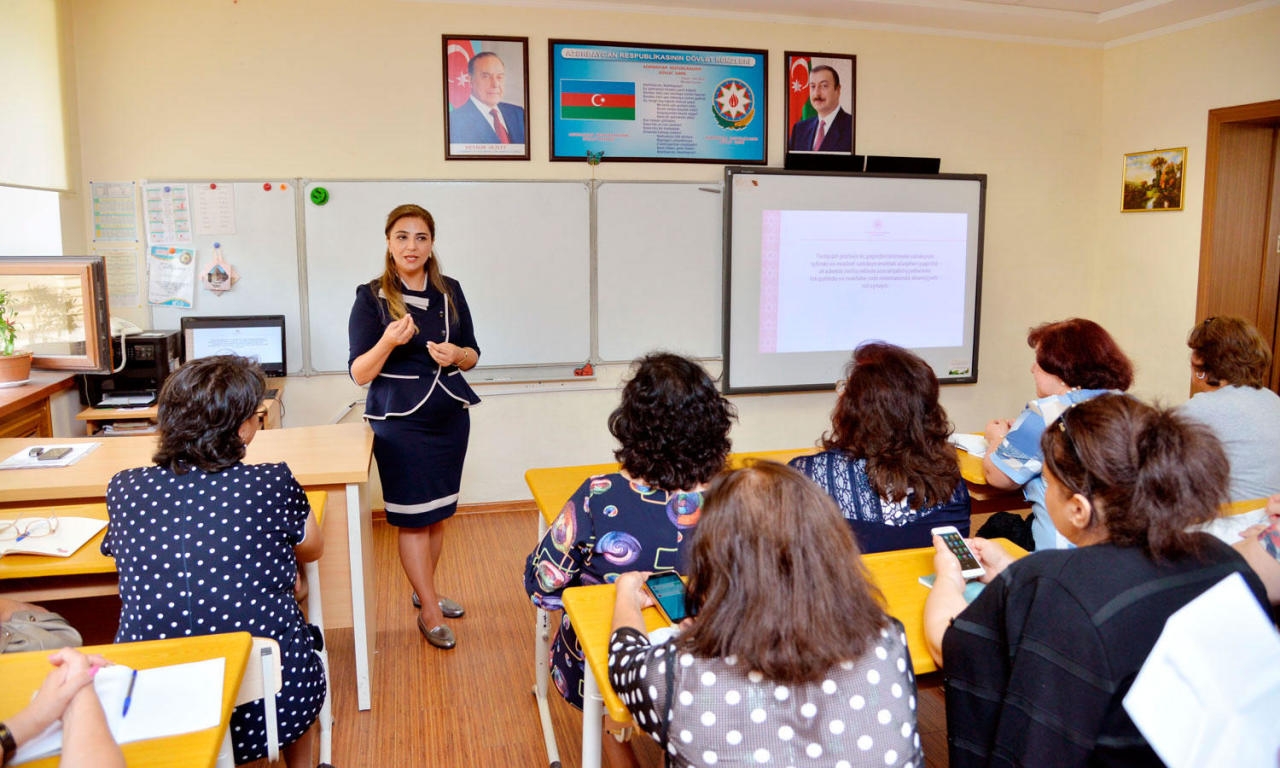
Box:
382 315 418 347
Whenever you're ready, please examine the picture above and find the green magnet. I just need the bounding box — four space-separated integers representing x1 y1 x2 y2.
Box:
310 187 330 205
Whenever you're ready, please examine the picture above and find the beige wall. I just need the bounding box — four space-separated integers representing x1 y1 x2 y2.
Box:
1095 4 1280 405
55 0 1276 502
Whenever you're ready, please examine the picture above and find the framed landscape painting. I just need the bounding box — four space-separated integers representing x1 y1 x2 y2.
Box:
1122 147 1186 211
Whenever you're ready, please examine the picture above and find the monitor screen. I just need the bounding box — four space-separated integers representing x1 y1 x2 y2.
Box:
180 315 287 378
723 167 985 393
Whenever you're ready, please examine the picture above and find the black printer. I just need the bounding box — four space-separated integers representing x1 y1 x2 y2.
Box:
77 330 180 406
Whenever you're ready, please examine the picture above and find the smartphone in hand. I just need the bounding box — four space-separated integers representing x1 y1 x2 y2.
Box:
932 525 985 579
642 572 689 624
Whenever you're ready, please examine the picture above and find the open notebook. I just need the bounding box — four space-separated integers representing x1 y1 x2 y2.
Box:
11 658 225 764
0 516 106 559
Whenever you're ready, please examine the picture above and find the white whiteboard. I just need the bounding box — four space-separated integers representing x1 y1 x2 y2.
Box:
303 180 591 373
147 180 305 374
596 182 723 362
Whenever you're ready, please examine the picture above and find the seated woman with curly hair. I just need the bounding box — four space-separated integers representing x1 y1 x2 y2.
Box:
790 342 970 553
524 352 736 768
1181 315 1280 501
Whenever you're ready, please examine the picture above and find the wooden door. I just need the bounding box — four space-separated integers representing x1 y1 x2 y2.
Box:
1197 99 1280 391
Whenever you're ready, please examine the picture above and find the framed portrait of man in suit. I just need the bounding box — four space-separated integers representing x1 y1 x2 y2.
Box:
443 35 531 160
784 52 856 159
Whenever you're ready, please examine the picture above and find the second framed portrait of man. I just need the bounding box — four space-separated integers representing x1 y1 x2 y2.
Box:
442 35 531 160
784 52 856 157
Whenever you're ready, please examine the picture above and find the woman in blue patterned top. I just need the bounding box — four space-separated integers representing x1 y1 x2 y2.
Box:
981 318 1133 550
790 343 970 553
524 352 735 767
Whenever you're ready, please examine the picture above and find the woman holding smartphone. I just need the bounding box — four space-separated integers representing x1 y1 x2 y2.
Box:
608 462 922 768
524 352 735 768
924 394 1269 767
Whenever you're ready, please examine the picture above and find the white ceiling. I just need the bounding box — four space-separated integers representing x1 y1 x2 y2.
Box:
499 0 1273 45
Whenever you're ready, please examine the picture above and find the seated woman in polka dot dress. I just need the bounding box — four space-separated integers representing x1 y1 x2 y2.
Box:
103 356 326 768
608 461 922 768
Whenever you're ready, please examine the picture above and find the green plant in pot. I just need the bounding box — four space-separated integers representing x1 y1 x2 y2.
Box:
0 288 34 384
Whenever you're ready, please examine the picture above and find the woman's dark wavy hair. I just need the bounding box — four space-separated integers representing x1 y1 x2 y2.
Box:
152 355 266 474
1187 315 1271 388
1040 393 1228 560
682 461 887 684
608 353 736 490
824 342 960 508
1028 318 1134 391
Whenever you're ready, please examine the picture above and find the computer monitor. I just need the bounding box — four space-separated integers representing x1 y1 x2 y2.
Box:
180 315 287 377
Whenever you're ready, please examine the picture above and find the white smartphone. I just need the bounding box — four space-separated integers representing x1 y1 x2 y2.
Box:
932 526 985 580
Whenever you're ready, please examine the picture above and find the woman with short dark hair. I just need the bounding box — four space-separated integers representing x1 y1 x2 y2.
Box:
104 355 325 767
609 461 922 767
982 318 1134 550
525 352 736 767
1181 315 1280 500
925 394 1269 767
790 342 970 552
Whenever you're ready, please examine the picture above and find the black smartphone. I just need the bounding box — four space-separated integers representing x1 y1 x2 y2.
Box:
36 447 72 461
642 572 688 624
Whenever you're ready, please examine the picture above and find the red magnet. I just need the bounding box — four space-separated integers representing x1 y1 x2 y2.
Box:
263 182 272 191
209 183 217 189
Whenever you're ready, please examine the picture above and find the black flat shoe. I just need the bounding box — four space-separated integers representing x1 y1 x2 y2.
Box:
417 616 456 649
411 592 466 618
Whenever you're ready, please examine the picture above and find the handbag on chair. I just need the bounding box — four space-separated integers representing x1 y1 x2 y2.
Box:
0 610 82 653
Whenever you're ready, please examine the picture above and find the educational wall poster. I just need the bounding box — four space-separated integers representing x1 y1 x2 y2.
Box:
783 52 856 157
443 36 531 160
142 183 193 245
549 40 767 163
147 245 195 308
89 181 139 242
192 183 237 234
90 242 141 308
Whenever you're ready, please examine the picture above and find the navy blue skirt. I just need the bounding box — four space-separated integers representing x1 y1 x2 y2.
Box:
370 393 471 528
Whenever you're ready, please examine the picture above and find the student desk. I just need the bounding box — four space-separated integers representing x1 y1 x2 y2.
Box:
0 632 252 768
561 539 1028 768
0 423 380 711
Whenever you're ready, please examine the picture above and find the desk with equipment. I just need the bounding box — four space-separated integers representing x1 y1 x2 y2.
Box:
0 632 252 768
0 423 379 711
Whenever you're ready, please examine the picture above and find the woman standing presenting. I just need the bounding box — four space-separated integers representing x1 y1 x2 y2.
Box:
348 204 480 650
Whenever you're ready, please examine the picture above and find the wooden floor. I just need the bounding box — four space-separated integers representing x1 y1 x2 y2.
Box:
268 506 953 768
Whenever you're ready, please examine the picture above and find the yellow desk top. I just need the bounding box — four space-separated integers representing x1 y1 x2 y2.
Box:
1224 497 1268 517
526 447 818 526
0 423 371 507
0 491 326 583
0 632 252 768
562 539 1028 724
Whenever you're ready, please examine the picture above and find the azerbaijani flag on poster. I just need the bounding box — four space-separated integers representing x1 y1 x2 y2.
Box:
560 80 636 120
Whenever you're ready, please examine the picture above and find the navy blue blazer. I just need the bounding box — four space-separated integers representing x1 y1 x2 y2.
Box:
788 108 853 152
449 99 526 144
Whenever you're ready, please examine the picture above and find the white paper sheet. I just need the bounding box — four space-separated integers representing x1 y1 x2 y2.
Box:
12 658 225 764
947 432 987 457
1123 573 1280 768
0 443 99 470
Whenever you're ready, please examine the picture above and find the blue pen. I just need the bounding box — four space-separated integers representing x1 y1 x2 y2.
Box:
121 669 138 717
